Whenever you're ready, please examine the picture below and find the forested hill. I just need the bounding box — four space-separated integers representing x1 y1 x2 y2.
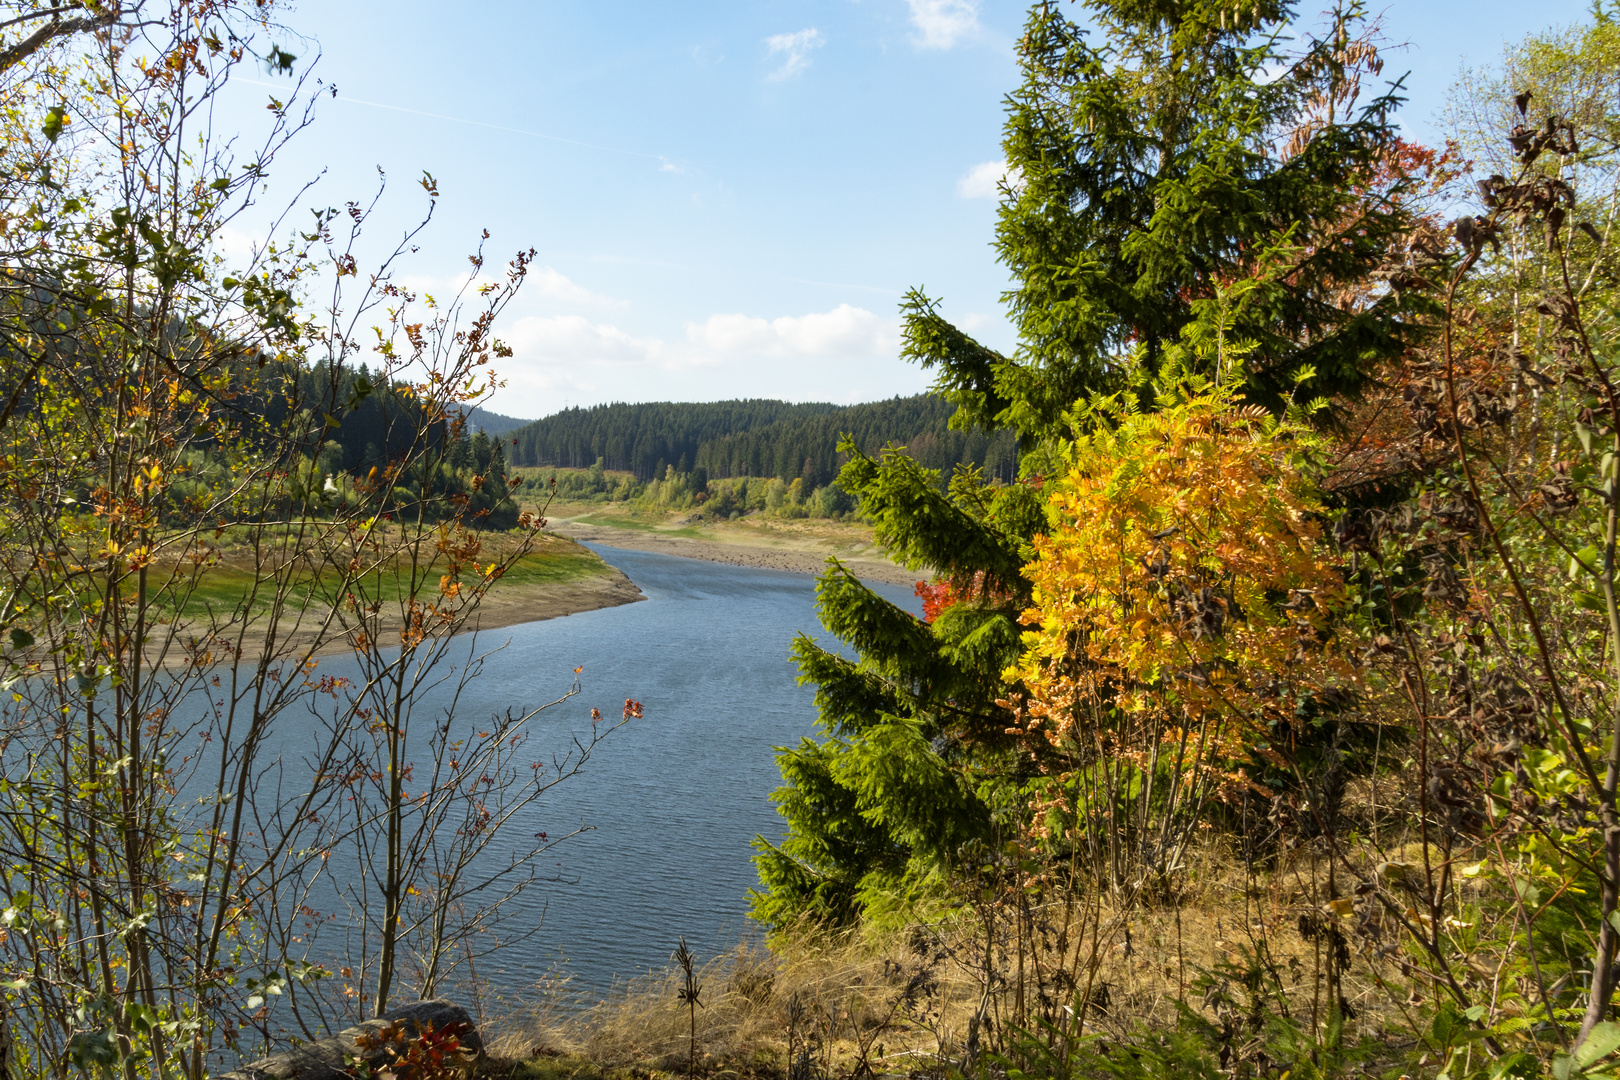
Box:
507 394 1019 487
460 404 533 435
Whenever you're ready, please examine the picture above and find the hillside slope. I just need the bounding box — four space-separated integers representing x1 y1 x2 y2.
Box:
508 394 1017 486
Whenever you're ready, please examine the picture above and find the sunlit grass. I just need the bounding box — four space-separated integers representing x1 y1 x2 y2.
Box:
571 511 708 540
137 532 613 625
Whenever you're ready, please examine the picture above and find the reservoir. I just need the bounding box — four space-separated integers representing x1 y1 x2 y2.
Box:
385 542 922 1003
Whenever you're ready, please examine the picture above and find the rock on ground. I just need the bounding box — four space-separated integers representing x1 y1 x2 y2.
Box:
219 1000 480 1080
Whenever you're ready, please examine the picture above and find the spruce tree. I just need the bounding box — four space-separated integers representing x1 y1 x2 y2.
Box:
753 0 1429 929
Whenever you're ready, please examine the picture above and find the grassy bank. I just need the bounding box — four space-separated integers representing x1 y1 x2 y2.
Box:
0 526 639 666
132 528 614 625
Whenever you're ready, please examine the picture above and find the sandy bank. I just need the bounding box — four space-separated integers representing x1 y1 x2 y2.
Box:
458 563 645 637
291 561 647 660
548 519 918 587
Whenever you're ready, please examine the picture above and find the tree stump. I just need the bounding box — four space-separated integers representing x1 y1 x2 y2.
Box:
219 1000 481 1080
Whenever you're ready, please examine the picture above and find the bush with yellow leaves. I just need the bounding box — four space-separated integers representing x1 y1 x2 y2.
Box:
1006 384 1358 881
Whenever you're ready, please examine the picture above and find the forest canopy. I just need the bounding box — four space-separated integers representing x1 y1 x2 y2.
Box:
506 393 1020 487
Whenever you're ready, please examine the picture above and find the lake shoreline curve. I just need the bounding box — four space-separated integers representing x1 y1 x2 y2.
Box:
159 549 648 668
168 524 917 669
458 558 646 638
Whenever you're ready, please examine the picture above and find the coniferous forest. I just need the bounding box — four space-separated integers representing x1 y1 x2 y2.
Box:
507 394 1019 487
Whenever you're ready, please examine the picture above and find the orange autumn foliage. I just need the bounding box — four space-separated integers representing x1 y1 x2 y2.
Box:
914 570 1015 624
1008 388 1358 777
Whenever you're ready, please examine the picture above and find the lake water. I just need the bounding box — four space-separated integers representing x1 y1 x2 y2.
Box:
398 543 921 1003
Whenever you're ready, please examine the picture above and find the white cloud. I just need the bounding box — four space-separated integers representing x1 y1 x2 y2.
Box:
496 304 899 414
686 304 896 360
503 304 895 373
491 305 924 415
391 266 618 309
906 0 980 50
532 266 622 307
505 315 665 367
659 157 684 174
956 159 1021 199
765 28 823 81
211 225 266 266
494 365 602 411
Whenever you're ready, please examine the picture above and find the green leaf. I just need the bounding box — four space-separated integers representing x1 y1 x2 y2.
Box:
124 1002 160 1034
1575 590 1607 613
1571 544 1601 578
65 1025 120 1073
1577 420 1597 455
1577 1022 1620 1069
1433 1002 1459 1046
41 105 66 144
210 177 231 191
7 628 33 650
265 44 297 75
346 374 374 411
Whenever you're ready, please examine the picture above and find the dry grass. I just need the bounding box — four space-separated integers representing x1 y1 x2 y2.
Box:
484 930 979 1079
476 829 1468 1080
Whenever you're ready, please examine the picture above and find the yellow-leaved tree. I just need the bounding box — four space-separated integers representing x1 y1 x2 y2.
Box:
1008 380 1357 888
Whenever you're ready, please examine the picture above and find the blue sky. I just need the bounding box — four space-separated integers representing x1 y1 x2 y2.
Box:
219 0 1595 420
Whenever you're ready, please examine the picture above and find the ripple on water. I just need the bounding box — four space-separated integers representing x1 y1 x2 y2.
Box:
302 544 920 1004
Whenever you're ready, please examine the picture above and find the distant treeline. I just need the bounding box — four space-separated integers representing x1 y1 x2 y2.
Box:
507 395 1018 486
183 362 522 528
459 404 532 436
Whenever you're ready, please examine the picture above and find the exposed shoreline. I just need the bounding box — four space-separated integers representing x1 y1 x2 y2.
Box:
548 519 918 587
147 543 648 669
298 559 647 658
151 523 914 670
453 561 646 640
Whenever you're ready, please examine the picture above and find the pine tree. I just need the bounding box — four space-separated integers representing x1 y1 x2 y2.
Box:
471 429 493 473
754 0 1428 929
908 0 1425 436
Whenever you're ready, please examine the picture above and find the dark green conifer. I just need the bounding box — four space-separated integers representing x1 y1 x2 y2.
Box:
753 0 1427 929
